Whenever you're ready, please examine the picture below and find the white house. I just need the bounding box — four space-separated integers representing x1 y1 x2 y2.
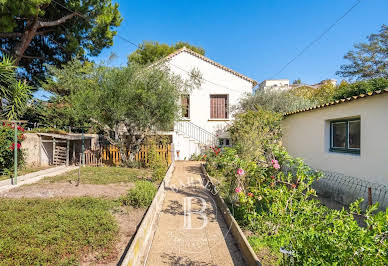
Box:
282 89 388 185
259 79 290 91
159 47 257 160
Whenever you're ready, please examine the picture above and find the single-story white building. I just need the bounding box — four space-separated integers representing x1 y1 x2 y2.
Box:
282 89 388 209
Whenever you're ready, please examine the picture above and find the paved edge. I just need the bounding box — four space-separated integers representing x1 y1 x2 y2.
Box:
201 164 262 266
0 166 78 193
120 161 176 266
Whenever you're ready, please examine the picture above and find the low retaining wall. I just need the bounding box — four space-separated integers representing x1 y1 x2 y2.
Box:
200 164 261 266
120 161 175 266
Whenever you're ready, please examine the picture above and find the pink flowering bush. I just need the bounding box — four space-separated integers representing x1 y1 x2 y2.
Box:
204 144 386 264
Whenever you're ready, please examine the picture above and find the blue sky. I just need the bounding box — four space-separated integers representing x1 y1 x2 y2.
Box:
95 0 387 84
34 0 388 99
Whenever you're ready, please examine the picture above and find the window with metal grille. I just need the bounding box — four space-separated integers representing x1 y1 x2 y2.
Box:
210 95 228 119
181 94 190 118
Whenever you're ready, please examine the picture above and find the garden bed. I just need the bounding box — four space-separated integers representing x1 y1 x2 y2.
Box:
0 166 156 265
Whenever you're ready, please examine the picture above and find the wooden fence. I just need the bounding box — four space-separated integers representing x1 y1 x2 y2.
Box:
83 144 172 167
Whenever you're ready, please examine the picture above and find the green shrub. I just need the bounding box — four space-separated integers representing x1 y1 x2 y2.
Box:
205 146 387 265
239 89 317 113
204 106 387 264
121 180 157 208
228 107 282 162
0 123 25 175
145 139 168 181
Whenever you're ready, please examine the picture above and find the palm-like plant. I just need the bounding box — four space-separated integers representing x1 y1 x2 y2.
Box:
0 56 31 120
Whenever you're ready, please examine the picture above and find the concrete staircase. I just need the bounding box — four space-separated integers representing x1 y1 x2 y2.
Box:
174 121 217 160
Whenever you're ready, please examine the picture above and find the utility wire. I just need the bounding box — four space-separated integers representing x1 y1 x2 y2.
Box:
269 0 361 79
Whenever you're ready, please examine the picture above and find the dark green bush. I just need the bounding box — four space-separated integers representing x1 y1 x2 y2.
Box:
121 180 157 208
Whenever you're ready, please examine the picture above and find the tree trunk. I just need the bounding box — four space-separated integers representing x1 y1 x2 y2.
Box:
13 18 40 65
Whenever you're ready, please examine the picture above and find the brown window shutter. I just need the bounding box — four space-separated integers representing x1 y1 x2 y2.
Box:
210 95 228 119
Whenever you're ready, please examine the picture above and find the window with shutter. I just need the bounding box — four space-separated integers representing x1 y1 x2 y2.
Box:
210 95 228 119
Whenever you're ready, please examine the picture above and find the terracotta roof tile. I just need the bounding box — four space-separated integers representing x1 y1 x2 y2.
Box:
284 88 388 116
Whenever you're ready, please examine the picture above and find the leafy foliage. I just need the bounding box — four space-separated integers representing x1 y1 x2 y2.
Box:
239 89 317 114
336 24 388 80
128 41 205 65
0 197 119 265
0 123 25 175
333 77 388 100
68 62 200 165
291 82 336 105
0 56 31 119
144 137 168 181
121 180 157 208
206 146 387 265
204 108 387 265
229 107 282 162
0 0 122 82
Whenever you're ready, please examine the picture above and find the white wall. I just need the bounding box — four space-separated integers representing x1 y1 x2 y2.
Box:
166 51 254 160
282 93 388 185
168 51 254 134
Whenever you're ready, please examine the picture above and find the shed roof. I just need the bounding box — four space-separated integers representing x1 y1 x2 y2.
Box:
284 88 388 116
37 133 96 140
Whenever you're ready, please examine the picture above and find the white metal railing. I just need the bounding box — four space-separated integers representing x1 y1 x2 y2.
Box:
175 120 217 146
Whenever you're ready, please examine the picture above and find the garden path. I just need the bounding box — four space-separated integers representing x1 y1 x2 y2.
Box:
145 161 245 266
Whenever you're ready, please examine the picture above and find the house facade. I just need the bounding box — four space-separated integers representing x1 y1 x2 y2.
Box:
282 89 388 186
161 47 257 160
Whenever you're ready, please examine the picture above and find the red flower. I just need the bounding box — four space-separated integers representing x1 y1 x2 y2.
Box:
248 192 254 197
271 175 275 180
9 143 21 150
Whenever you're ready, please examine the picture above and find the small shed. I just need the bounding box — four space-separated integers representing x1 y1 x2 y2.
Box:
23 133 99 166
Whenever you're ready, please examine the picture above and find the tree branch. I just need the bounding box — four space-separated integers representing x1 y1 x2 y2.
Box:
0 33 23 38
39 13 78 28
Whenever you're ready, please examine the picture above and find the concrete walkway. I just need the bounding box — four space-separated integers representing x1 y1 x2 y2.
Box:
145 161 245 266
0 165 77 193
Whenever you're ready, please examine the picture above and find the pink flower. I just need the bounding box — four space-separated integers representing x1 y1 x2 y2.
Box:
236 168 245 176
271 159 278 165
235 187 242 193
247 192 254 197
273 163 280 170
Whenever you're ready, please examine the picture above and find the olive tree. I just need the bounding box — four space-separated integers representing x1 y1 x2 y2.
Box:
71 63 201 165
